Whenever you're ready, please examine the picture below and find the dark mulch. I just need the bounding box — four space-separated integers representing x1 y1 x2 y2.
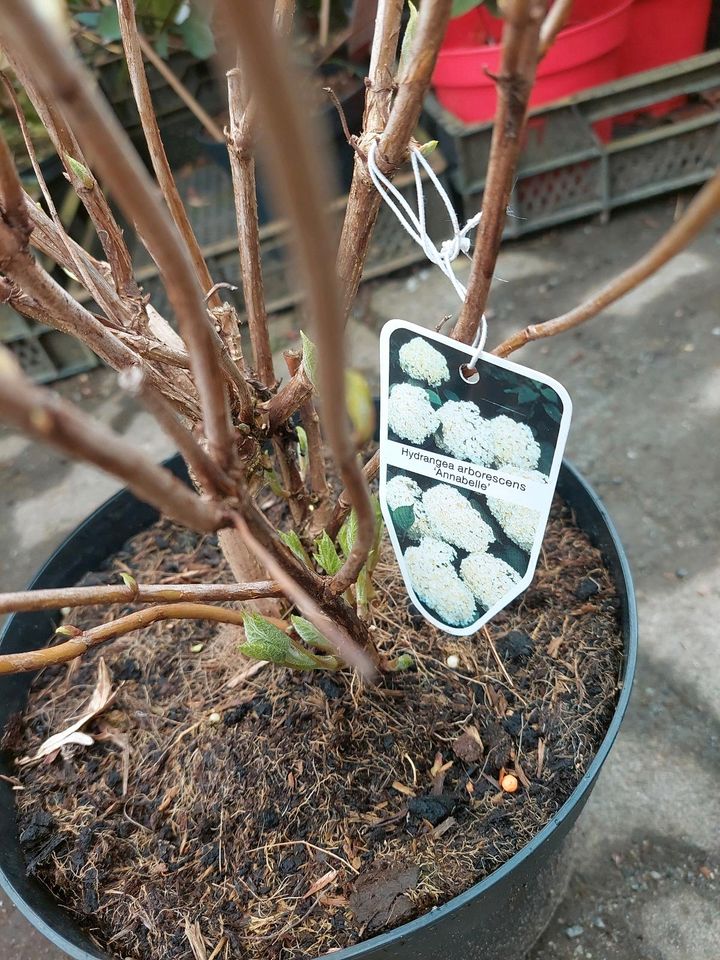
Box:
12 499 624 960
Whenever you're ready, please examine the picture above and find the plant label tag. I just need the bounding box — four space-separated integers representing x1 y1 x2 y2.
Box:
378 319 572 636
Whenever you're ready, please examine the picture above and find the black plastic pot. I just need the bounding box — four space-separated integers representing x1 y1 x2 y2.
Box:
0 458 637 960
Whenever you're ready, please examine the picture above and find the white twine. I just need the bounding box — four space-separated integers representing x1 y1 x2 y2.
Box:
367 140 487 373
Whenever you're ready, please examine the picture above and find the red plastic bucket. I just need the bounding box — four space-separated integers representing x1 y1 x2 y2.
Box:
617 0 712 116
433 0 633 125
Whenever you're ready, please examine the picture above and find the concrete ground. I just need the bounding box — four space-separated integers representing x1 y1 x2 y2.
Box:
1 194 718 959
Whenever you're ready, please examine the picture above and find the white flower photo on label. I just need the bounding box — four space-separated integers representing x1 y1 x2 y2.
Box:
416 483 495 553
435 400 495 466
489 414 541 472
385 474 422 510
379 319 572 636
461 552 521 608
385 467 529 629
387 383 438 444
486 497 541 553
399 336 450 386
404 537 477 628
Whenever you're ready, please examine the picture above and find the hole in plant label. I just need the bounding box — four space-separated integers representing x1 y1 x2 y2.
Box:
379 318 572 636
459 363 480 384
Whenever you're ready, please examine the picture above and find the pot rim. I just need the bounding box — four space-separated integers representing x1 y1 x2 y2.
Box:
0 457 637 960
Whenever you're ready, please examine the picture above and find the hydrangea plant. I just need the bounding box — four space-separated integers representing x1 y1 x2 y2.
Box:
0 0 717 681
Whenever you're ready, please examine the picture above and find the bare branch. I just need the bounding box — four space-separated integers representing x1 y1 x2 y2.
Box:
1 72 135 333
0 580 282 615
23 196 105 281
226 66 275 385
336 0 453 320
323 86 354 145
327 449 379 540
380 0 454 158
453 0 545 344
0 1 234 465
21 202 198 400
223 1 300 525
0 48 140 300
223 0 296 384
0 174 155 384
260 366 314 433
319 0 331 47
270 359 314 530
116 0 222 310
136 32 225 143
0 120 25 230
0 603 253 676
0 345 225 534
0 135 201 419
220 0 376 595
118 365 235 498
539 0 573 58
365 0 404 134
217 529 282 618
273 0 297 36
23 197 136 333
0 227 193 411
272 437 308 525
284 349 330 521
494 169 720 356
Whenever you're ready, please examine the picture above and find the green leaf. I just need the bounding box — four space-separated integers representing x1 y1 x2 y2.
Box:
346 369 375 445
539 385 558 401
120 572 138 593
178 6 215 59
64 155 94 190
338 509 359 559
154 31 170 59
291 615 333 651
264 469 286 499
355 565 370 611
426 388 443 408
391 504 415 533
285 644 330 670
390 653 415 671
451 0 482 17
74 12 100 28
278 529 310 566
241 613 320 670
517 385 538 404
313 531 342 575
444 388 459 402
296 424 309 479
398 1 419 76
372 493 384 542
543 402 561 423
135 0 178 20
240 612 291 663
300 331 318 389
296 425 308 457
418 139 438 157
97 5 121 41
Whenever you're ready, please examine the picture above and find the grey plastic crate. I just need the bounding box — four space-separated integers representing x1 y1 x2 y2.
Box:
425 51 720 238
607 113 720 207
131 148 452 319
0 304 98 384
